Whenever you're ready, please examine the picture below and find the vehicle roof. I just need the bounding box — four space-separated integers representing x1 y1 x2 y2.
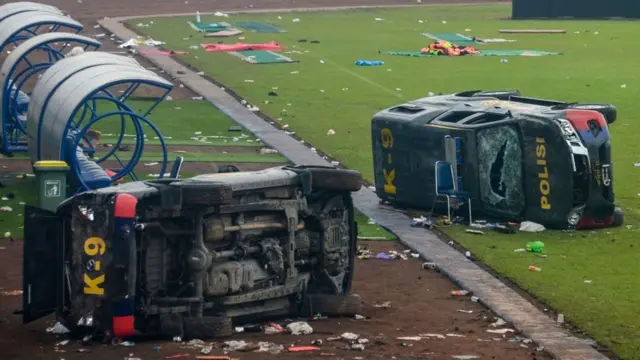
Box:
373 92 564 126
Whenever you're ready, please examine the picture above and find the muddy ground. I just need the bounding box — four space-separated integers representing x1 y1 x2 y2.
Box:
0 0 552 359
0 241 549 360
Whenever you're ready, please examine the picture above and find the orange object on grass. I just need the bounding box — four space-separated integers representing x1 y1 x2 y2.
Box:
200 41 284 52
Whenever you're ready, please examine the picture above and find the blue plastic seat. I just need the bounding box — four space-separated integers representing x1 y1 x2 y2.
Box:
63 134 111 190
430 161 472 223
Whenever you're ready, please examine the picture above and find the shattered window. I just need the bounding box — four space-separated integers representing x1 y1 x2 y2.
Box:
476 125 525 214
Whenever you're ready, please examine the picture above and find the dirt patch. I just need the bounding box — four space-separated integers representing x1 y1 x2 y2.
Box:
0 240 550 359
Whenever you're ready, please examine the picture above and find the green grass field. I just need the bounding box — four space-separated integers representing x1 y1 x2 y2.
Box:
131 4 640 358
92 99 265 146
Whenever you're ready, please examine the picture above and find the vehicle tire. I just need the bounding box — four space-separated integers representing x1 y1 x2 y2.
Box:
183 316 233 339
611 207 624 227
293 165 363 192
472 89 521 100
567 103 617 124
303 293 363 317
159 313 184 338
173 181 233 206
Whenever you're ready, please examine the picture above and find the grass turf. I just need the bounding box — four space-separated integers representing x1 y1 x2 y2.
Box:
131 4 640 358
91 99 265 146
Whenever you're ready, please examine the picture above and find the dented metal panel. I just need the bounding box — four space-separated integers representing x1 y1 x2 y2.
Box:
0 11 83 51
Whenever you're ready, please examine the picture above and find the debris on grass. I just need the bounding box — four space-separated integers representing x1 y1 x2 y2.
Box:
327 129 335 135
465 229 484 235
520 221 545 232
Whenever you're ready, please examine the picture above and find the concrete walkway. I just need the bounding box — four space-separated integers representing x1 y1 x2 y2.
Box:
100 16 608 360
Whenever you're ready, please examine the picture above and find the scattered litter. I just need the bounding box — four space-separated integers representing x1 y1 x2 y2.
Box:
526 241 545 253
144 162 159 167
557 313 565 324
528 265 542 272
2 290 22 295
621 84 627 88
464 251 472 258
173 336 183 342
354 314 366 320
421 333 446 339
286 322 313 335
341 332 359 340
520 221 545 232
0 206 13 212
355 60 384 66
264 322 286 334
447 333 466 337
374 18 384 21
452 356 480 360
223 340 248 351
3 232 10 239
457 309 474 314
486 328 515 334
465 229 484 235
119 38 165 48
373 300 391 308
490 318 507 327
260 148 278 154
292 18 300 23
397 336 422 341
349 343 365 351
422 262 437 270
471 296 479 303
46 322 70 334
288 346 319 352
584 280 592 284
451 290 469 296
327 129 336 135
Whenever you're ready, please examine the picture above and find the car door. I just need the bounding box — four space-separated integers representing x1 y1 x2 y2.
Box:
23 205 62 323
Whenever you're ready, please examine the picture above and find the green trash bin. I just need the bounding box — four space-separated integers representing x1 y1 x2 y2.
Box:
33 160 69 212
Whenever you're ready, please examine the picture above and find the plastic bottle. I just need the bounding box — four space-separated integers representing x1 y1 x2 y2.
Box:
196 11 201 23
451 290 469 296
526 241 545 253
528 265 542 272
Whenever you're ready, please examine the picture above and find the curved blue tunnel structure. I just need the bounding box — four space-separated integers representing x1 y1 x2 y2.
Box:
0 2 64 22
27 52 174 192
0 32 102 155
0 11 83 52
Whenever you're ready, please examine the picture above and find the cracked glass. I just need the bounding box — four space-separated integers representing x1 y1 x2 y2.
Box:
476 125 525 214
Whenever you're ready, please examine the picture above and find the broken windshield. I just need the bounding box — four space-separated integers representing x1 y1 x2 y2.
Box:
476 125 525 215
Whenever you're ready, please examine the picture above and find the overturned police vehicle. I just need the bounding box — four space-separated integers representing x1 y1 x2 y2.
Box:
371 89 622 230
22 165 363 340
